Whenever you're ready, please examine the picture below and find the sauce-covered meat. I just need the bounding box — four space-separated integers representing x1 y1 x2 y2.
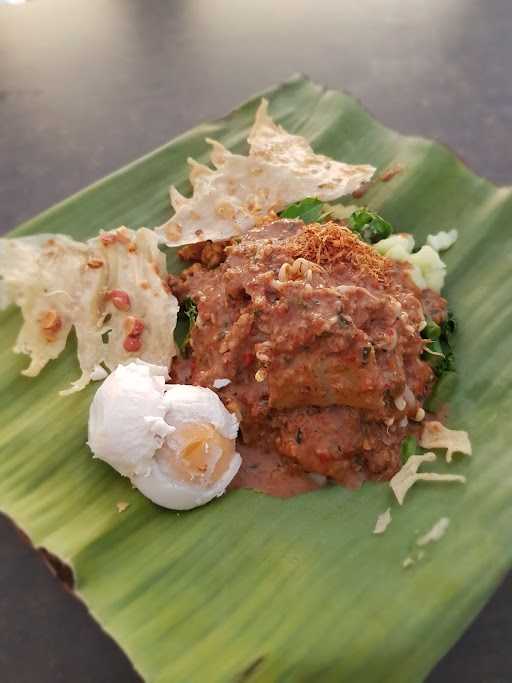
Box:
171 219 446 491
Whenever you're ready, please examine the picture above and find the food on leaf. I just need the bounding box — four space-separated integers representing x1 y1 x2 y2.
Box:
1 88 470 517
172 217 453 490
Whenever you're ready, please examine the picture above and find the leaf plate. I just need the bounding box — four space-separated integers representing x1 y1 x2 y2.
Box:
1 76 511 683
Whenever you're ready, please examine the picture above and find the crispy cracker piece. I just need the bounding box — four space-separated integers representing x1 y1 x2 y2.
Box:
0 228 178 394
156 100 375 247
373 508 392 535
420 421 472 463
390 452 466 505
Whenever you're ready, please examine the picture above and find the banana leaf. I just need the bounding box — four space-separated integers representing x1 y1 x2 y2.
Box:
1 75 510 682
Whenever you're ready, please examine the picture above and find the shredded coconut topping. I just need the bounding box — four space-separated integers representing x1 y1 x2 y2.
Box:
290 222 391 283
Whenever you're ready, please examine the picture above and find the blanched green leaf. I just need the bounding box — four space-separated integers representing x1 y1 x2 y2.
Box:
279 197 326 223
0 76 511 683
175 297 198 353
348 207 393 243
401 435 418 463
425 371 458 413
423 311 458 415
423 319 441 341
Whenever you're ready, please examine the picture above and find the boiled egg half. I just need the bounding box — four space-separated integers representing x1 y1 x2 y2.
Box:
87 360 241 510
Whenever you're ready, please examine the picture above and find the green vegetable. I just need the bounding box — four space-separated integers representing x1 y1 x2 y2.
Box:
422 312 458 408
422 313 457 378
443 311 457 338
400 435 417 463
279 197 329 223
348 207 393 244
423 319 441 340
174 297 198 353
424 371 458 413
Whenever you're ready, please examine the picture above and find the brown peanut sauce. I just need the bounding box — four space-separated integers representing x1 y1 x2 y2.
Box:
171 219 447 497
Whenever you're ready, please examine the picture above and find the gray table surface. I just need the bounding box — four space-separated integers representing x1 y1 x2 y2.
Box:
1 1 510 681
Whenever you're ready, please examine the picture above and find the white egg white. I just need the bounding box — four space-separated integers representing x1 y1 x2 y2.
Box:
87 361 241 510
87 360 172 478
133 452 241 511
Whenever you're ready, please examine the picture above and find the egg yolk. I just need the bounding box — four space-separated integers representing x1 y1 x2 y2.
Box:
161 423 235 484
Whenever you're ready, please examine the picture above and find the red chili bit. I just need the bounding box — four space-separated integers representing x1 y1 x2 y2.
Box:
40 309 62 341
352 181 371 199
242 351 254 367
100 233 117 246
115 228 131 245
379 164 403 182
124 316 145 336
106 289 131 311
123 335 142 353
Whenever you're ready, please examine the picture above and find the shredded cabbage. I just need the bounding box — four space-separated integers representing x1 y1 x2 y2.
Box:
374 233 447 292
427 229 458 252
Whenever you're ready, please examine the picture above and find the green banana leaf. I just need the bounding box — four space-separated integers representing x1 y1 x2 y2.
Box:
1 75 511 682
